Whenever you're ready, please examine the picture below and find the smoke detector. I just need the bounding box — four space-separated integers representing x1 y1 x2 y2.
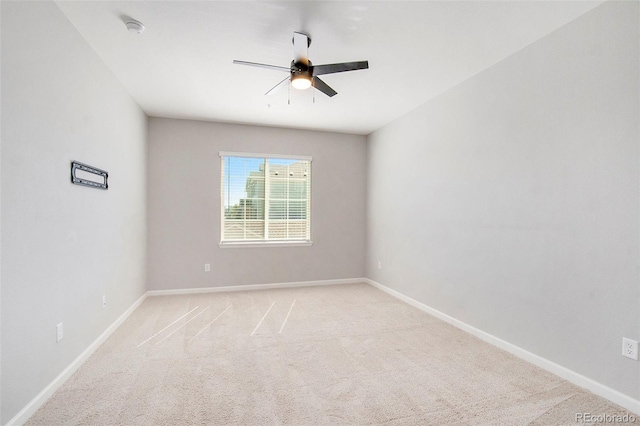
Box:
124 18 145 34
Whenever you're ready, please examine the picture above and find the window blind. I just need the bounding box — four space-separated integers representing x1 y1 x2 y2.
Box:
220 153 311 244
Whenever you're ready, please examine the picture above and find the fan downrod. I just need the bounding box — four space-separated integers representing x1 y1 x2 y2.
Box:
292 33 311 48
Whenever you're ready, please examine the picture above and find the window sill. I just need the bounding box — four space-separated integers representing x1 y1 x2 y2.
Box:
219 241 313 249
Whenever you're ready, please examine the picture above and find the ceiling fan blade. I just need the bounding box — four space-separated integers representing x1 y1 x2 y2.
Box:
312 77 337 97
265 75 290 96
312 61 369 76
233 60 289 72
293 32 309 65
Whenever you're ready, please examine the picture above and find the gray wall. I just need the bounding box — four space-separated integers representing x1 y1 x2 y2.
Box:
366 1 639 401
1 2 148 423
148 118 366 290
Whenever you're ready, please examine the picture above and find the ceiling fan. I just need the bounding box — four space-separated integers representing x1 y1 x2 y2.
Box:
233 32 369 98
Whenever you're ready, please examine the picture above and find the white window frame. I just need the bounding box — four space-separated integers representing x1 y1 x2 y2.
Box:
219 151 312 248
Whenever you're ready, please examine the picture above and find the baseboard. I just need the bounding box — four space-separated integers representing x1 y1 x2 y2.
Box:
6 292 148 426
7 278 362 424
13 277 637 424
364 278 640 415
147 277 364 296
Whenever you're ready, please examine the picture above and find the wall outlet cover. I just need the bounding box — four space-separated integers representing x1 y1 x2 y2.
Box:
56 322 64 342
622 337 638 360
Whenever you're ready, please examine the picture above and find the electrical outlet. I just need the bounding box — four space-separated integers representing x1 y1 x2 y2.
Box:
622 337 638 360
56 322 64 342
204 263 211 272
377 261 382 270
102 295 106 309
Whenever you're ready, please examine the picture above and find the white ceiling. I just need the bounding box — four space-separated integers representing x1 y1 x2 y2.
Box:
55 1 603 135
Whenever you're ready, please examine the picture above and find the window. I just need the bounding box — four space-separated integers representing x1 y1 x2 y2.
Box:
220 152 312 246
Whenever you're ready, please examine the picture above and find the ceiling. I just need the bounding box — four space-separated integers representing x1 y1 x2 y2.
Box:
55 1 603 135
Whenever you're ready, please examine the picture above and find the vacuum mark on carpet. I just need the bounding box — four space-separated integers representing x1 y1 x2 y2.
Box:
155 307 210 344
279 299 296 334
188 305 232 343
251 301 275 336
137 306 200 347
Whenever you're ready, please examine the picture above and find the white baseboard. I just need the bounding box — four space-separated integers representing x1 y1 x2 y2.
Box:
147 278 363 296
6 292 148 426
8 278 362 424
12 277 636 425
363 278 640 415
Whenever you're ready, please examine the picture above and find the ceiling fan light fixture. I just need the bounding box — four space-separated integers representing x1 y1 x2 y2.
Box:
291 73 312 90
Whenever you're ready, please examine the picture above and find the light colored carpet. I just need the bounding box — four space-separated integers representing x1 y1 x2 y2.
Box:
27 283 634 425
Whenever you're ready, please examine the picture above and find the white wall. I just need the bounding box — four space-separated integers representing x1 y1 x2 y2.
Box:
367 0 639 402
1 2 148 423
148 118 366 290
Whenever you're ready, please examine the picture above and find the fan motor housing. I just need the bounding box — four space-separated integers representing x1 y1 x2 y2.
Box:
291 60 311 73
